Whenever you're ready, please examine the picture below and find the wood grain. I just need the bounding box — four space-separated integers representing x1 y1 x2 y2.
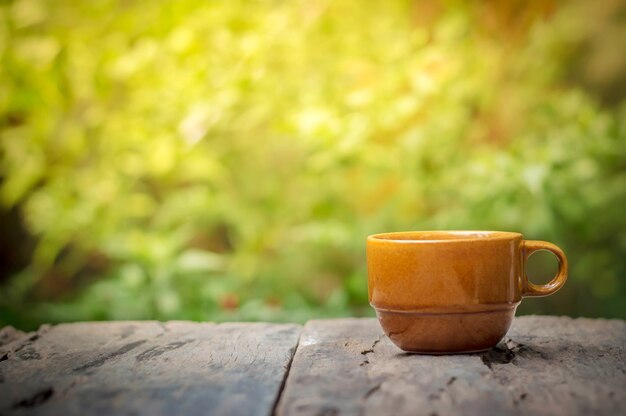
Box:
0 321 301 416
276 316 626 416
2 317 624 416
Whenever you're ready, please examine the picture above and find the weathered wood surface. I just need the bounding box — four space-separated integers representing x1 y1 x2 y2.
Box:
0 321 301 416
1 317 625 416
277 316 626 416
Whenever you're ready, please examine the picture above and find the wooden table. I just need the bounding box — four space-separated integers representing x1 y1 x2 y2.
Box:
1 316 624 415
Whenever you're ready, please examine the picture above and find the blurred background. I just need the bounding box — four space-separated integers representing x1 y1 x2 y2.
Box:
1 0 625 330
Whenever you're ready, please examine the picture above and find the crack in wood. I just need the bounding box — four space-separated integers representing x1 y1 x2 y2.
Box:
513 392 529 407
73 340 147 372
480 339 519 370
12 387 54 409
359 334 384 369
9 328 49 357
271 339 300 416
363 383 381 399
135 340 191 362
481 338 551 370
361 335 383 356
13 338 37 354
16 346 41 361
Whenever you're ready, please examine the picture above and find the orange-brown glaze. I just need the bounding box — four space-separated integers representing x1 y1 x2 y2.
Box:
367 231 567 353
377 308 515 353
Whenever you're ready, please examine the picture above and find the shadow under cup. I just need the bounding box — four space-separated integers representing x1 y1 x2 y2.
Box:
366 231 568 354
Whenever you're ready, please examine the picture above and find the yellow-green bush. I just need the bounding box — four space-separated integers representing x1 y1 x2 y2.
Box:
1 0 625 328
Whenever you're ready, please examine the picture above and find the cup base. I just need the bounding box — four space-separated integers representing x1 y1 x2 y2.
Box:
374 305 517 354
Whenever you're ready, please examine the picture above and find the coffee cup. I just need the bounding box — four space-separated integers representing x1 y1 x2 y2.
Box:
366 231 567 353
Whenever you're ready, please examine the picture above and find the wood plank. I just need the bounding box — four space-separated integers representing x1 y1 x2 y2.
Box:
276 316 626 416
0 321 301 416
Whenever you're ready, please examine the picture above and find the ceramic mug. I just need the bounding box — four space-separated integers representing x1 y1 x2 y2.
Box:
366 231 568 353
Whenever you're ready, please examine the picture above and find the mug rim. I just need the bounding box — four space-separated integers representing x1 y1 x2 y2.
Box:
368 230 522 243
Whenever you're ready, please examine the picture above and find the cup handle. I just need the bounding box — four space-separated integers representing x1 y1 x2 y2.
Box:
522 240 568 297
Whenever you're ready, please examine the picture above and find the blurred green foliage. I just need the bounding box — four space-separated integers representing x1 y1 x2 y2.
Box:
1 0 625 329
